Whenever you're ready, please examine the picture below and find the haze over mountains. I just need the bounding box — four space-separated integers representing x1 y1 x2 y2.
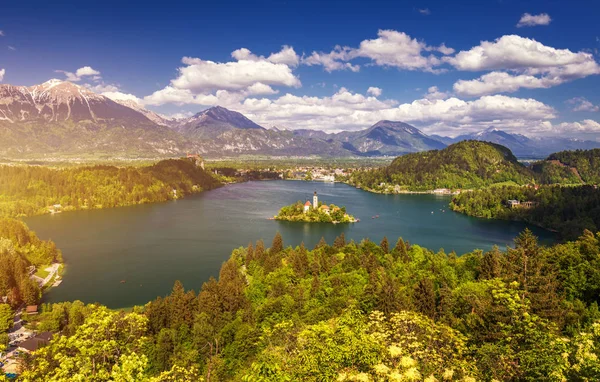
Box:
1 80 599 159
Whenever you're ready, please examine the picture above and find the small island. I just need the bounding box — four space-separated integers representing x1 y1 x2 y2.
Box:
275 192 358 223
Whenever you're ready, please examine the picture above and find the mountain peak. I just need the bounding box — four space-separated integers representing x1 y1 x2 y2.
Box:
189 106 264 130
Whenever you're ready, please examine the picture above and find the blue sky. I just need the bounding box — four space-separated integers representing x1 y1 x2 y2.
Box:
1 0 600 137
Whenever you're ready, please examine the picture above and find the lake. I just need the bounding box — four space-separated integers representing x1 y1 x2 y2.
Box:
25 180 555 308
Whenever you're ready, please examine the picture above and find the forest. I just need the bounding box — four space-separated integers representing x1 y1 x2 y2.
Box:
10 230 600 381
0 158 221 219
347 141 535 192
450 185 600 240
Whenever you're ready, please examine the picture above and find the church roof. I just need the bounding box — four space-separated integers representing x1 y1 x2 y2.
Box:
320 205 330 210
304 201 312 206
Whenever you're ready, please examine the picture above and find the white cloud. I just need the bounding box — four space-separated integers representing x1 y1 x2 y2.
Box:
0 31 4 37
449 35 593 71
367 87 382 97
267 45 300 67
453 72 556 96
450 35 600 96
302 47 360 72
354 30 452 72
233 88 556 136
424 86 450 100
531 119 600 136
8 46 15 51
418 8 431 15
231 45 299 67
0 69 5 82
102 91 144 106
56 66 102 82
170 54 300 94
76 66 101 77
566 97 600 112
84 82 119 93
160 111 194 120
302 30 452 73
244 82 279 96
517 13 551 28
143 86 245 107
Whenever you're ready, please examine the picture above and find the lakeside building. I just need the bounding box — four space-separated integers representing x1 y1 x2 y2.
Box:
18 332 52 354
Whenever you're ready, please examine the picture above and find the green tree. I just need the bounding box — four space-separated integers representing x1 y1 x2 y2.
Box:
379 236 389 254
333 233 346 250
0 304 12 333
270 232 283 254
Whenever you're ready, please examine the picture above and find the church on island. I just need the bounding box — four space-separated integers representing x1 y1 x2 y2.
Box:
275 191 357 223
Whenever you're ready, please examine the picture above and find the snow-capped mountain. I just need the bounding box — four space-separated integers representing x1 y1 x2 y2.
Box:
0 79 152 124
0 80 192 157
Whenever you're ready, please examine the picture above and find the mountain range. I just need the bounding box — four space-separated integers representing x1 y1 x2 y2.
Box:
1 79 599 159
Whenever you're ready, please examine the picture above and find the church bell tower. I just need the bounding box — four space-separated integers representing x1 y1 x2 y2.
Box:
313 191 318 209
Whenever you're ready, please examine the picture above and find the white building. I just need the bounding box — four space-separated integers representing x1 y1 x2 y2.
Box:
313 191 318 209
304 201 311 213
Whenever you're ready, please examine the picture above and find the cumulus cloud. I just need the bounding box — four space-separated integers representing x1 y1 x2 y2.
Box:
302 30 452 73
448 35 593 71
424 86 450 100
517 13 552 28
164 52 300 96
231 45 300 67
244 82 279 96
453 72 556 96
0 68 5 82
84 82 119 93
566 97 600 112
102 91 144 106
450 35 600 96
367 87 382 97
232 88 556 136
354 30 452 72
56 66 102 82
530 119 600 136
267 45 300 67
302 47 360 72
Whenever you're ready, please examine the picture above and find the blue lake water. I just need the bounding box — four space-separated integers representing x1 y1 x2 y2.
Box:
25 180 555 308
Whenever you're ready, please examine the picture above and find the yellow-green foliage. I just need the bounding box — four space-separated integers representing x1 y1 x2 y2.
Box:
0 158 221 218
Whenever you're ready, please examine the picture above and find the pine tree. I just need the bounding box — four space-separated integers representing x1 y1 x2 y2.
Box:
271 232 283 254
414 277 436 319
380 236 389 254
314 237 328 250
392 237 409 262
255 240 265 264
167 280 188 329
246 242 254 264
480 246 502 279
333 233 346 249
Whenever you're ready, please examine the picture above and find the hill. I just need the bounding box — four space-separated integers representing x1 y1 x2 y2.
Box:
439 127 600 158
348 140 535 191
532 149 600 185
